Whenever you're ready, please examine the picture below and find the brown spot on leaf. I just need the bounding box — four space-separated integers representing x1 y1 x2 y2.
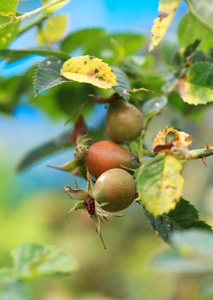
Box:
177 79 188 102
46 61 51 66
159 12 168 21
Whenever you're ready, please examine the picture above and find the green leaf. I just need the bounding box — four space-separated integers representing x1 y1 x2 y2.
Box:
151 249 205 273
150 0 182 51
151 229 213 274
171 39 201 67
136 155 184 216
0 22 19 50
178 12 213 52
199 277 213 298
16 130 71 173
112 67 131 101
12 243 77 279
33 249 78 276
172 229 213 256
143 96 167 114
0 45 70 63
0 268 12 286
0 281 32 300
41 0 70 15
0 0 19 17
142 96 167 126
37 14 67 44
60 28 107 54
34 56 67 96
16 126 105 173
177 62 213 105
144 198 212 243
105 33 147 56
12 243 50 278
86 33 147 64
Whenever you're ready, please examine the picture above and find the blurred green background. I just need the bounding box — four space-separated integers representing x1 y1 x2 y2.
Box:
1 0 213 299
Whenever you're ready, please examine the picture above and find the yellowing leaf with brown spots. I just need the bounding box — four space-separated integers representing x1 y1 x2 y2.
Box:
136 155 184 217
149 0 182 51
61 55 118 89
153 127 192 152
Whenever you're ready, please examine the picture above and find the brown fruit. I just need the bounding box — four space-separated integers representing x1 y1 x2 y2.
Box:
85 140 140 179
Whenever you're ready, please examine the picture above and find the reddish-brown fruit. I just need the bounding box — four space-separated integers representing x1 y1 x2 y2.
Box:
85 140 140 179
93 168 136 212
105 100 143 144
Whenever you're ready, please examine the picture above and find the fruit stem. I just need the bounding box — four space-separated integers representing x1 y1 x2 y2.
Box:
138 129 145 161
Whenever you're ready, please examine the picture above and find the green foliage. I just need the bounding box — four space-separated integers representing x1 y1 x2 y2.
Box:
0 22 19 50
0 243 77 299
142 96 167 125
0 45 70 63
0 0 19 17
136 155 184 217
177 62 213 105
0 281 32 300
37 14 67 44
112 67 131 101
151 229 213 273
178 13 213 52
34 56 67 95
2 1 213 298
144 198 212 243
60 28 107 54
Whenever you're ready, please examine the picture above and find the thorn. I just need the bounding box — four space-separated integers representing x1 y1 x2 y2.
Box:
202 156 208 167
205 140 213 150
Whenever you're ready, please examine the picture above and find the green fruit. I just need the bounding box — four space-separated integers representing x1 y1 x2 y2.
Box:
93 168 136 212
105 100 143 144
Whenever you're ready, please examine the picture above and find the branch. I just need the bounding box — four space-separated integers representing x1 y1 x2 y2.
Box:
0 0 65 30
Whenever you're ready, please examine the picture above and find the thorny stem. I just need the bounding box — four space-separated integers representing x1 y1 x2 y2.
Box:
185 0 213 32
142 146 213 164
0 0 65 30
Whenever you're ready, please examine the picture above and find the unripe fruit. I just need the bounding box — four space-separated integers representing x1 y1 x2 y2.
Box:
93 168 136 212
105 100 143 144
85 140 140 179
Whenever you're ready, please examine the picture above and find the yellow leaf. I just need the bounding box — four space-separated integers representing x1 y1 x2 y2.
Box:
149 0 182 51
61 55 118 89
153 126 192 151
37 15 67 44
137 155 184 216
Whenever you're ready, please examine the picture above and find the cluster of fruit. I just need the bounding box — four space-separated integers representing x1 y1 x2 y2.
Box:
83 99 143 213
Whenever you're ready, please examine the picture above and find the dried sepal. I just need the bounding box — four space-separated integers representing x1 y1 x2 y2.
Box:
64 185 88 201
70 115 87 145
64 172 125 249
67 201 86 216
